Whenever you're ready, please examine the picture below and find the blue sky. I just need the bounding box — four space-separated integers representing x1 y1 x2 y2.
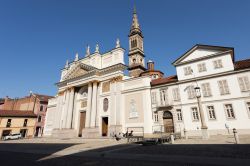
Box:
0 0 249 98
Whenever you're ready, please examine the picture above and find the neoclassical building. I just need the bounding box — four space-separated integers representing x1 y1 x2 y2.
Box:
44 8 250 138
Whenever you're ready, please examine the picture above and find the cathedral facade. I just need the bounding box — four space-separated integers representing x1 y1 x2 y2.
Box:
44 8 250 138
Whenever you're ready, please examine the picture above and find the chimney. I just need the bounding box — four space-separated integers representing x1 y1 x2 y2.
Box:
147 60 154 70
4 96 9 103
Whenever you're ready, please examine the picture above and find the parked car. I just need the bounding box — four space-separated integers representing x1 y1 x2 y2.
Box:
3 133 22 140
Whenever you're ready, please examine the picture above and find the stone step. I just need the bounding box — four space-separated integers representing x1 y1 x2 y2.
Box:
51 129 77 138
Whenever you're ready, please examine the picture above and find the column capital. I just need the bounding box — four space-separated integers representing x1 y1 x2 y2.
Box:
110 76 123 83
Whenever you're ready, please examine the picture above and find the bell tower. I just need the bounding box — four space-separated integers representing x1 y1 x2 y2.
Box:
128 6 146 77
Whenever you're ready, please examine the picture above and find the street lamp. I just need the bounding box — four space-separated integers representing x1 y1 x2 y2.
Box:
194 86 209 139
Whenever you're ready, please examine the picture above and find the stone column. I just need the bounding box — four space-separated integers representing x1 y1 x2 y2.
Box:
86 82 93 128
62 90 70 128
90 81 98 127
66 88 74 128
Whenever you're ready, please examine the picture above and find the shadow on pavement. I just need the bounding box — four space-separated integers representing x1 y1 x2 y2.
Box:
1 142 250 166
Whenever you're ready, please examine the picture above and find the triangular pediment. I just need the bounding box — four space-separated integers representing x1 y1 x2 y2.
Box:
62 63 97 81
173 44 234 66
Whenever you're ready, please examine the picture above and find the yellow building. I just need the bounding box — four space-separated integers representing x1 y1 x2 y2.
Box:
0 110 37 139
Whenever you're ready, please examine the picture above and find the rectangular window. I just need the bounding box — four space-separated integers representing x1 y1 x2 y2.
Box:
176 109 183 121
218 80 230 95
160 89 168 105
238 76 250 92
172 88 180 101
198 63 207 72
37 116 42 122
23 119 28 127
154 113 159 122
191 107 199 121
6 119 12 127
184 66 193 76
40 105 43 112
151 92 157 104
201 83 212 97
207 106 216 120
213 59 223 69
187 85 196 99
225 104 235 119
246 102 250 115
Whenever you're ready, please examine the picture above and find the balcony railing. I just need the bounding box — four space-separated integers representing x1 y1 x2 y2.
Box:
155 99 173 108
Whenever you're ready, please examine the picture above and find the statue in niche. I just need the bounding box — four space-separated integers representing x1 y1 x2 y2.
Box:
103 98 109 112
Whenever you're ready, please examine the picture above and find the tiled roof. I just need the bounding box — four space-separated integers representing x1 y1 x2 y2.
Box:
234 59 250 70
0 110 37 118
151 75 178 86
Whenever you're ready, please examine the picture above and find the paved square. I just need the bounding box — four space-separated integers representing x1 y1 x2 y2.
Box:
1 135 250 166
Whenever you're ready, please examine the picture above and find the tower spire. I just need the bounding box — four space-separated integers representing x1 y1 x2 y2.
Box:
129 4 142 37
128 5 146 78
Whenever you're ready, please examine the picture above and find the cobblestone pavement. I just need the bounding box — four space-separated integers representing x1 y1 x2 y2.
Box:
0 135 250 166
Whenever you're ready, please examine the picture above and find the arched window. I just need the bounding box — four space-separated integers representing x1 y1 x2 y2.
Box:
133 58 136 63
103 98 109 112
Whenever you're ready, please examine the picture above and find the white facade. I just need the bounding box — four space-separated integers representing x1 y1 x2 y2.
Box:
44 41 153 137
152 45 250 136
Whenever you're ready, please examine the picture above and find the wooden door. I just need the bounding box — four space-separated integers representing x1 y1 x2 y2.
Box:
102 117 108 136
163 111 174 133
163 119 174 133
78 112 86 137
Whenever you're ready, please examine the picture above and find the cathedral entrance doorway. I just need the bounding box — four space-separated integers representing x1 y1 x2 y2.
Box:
102 117 108 136
78 111 86 137
163 111 174 133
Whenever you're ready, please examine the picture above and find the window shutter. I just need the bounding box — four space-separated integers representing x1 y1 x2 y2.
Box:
213 61 217 68
244 77 250 90
224 80 230 94
218 81 224 94
238 77 245 91
198 64 201 72
201 84 206 97
207 83 212 96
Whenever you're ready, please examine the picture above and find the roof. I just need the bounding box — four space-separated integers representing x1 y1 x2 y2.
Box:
234 59 250 70
172 44 234 66
33 94 54 102
140 70 164 76
151 75 178 86
0 110 37 118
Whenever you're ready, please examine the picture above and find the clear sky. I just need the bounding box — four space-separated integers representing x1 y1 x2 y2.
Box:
0 0 249 98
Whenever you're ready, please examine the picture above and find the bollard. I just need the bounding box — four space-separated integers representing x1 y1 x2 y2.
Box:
184 129 188 140
233 128 240 144
170 133 174 144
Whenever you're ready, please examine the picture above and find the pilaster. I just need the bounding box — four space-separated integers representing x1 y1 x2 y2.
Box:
86 82 93 128
90 81 98 127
